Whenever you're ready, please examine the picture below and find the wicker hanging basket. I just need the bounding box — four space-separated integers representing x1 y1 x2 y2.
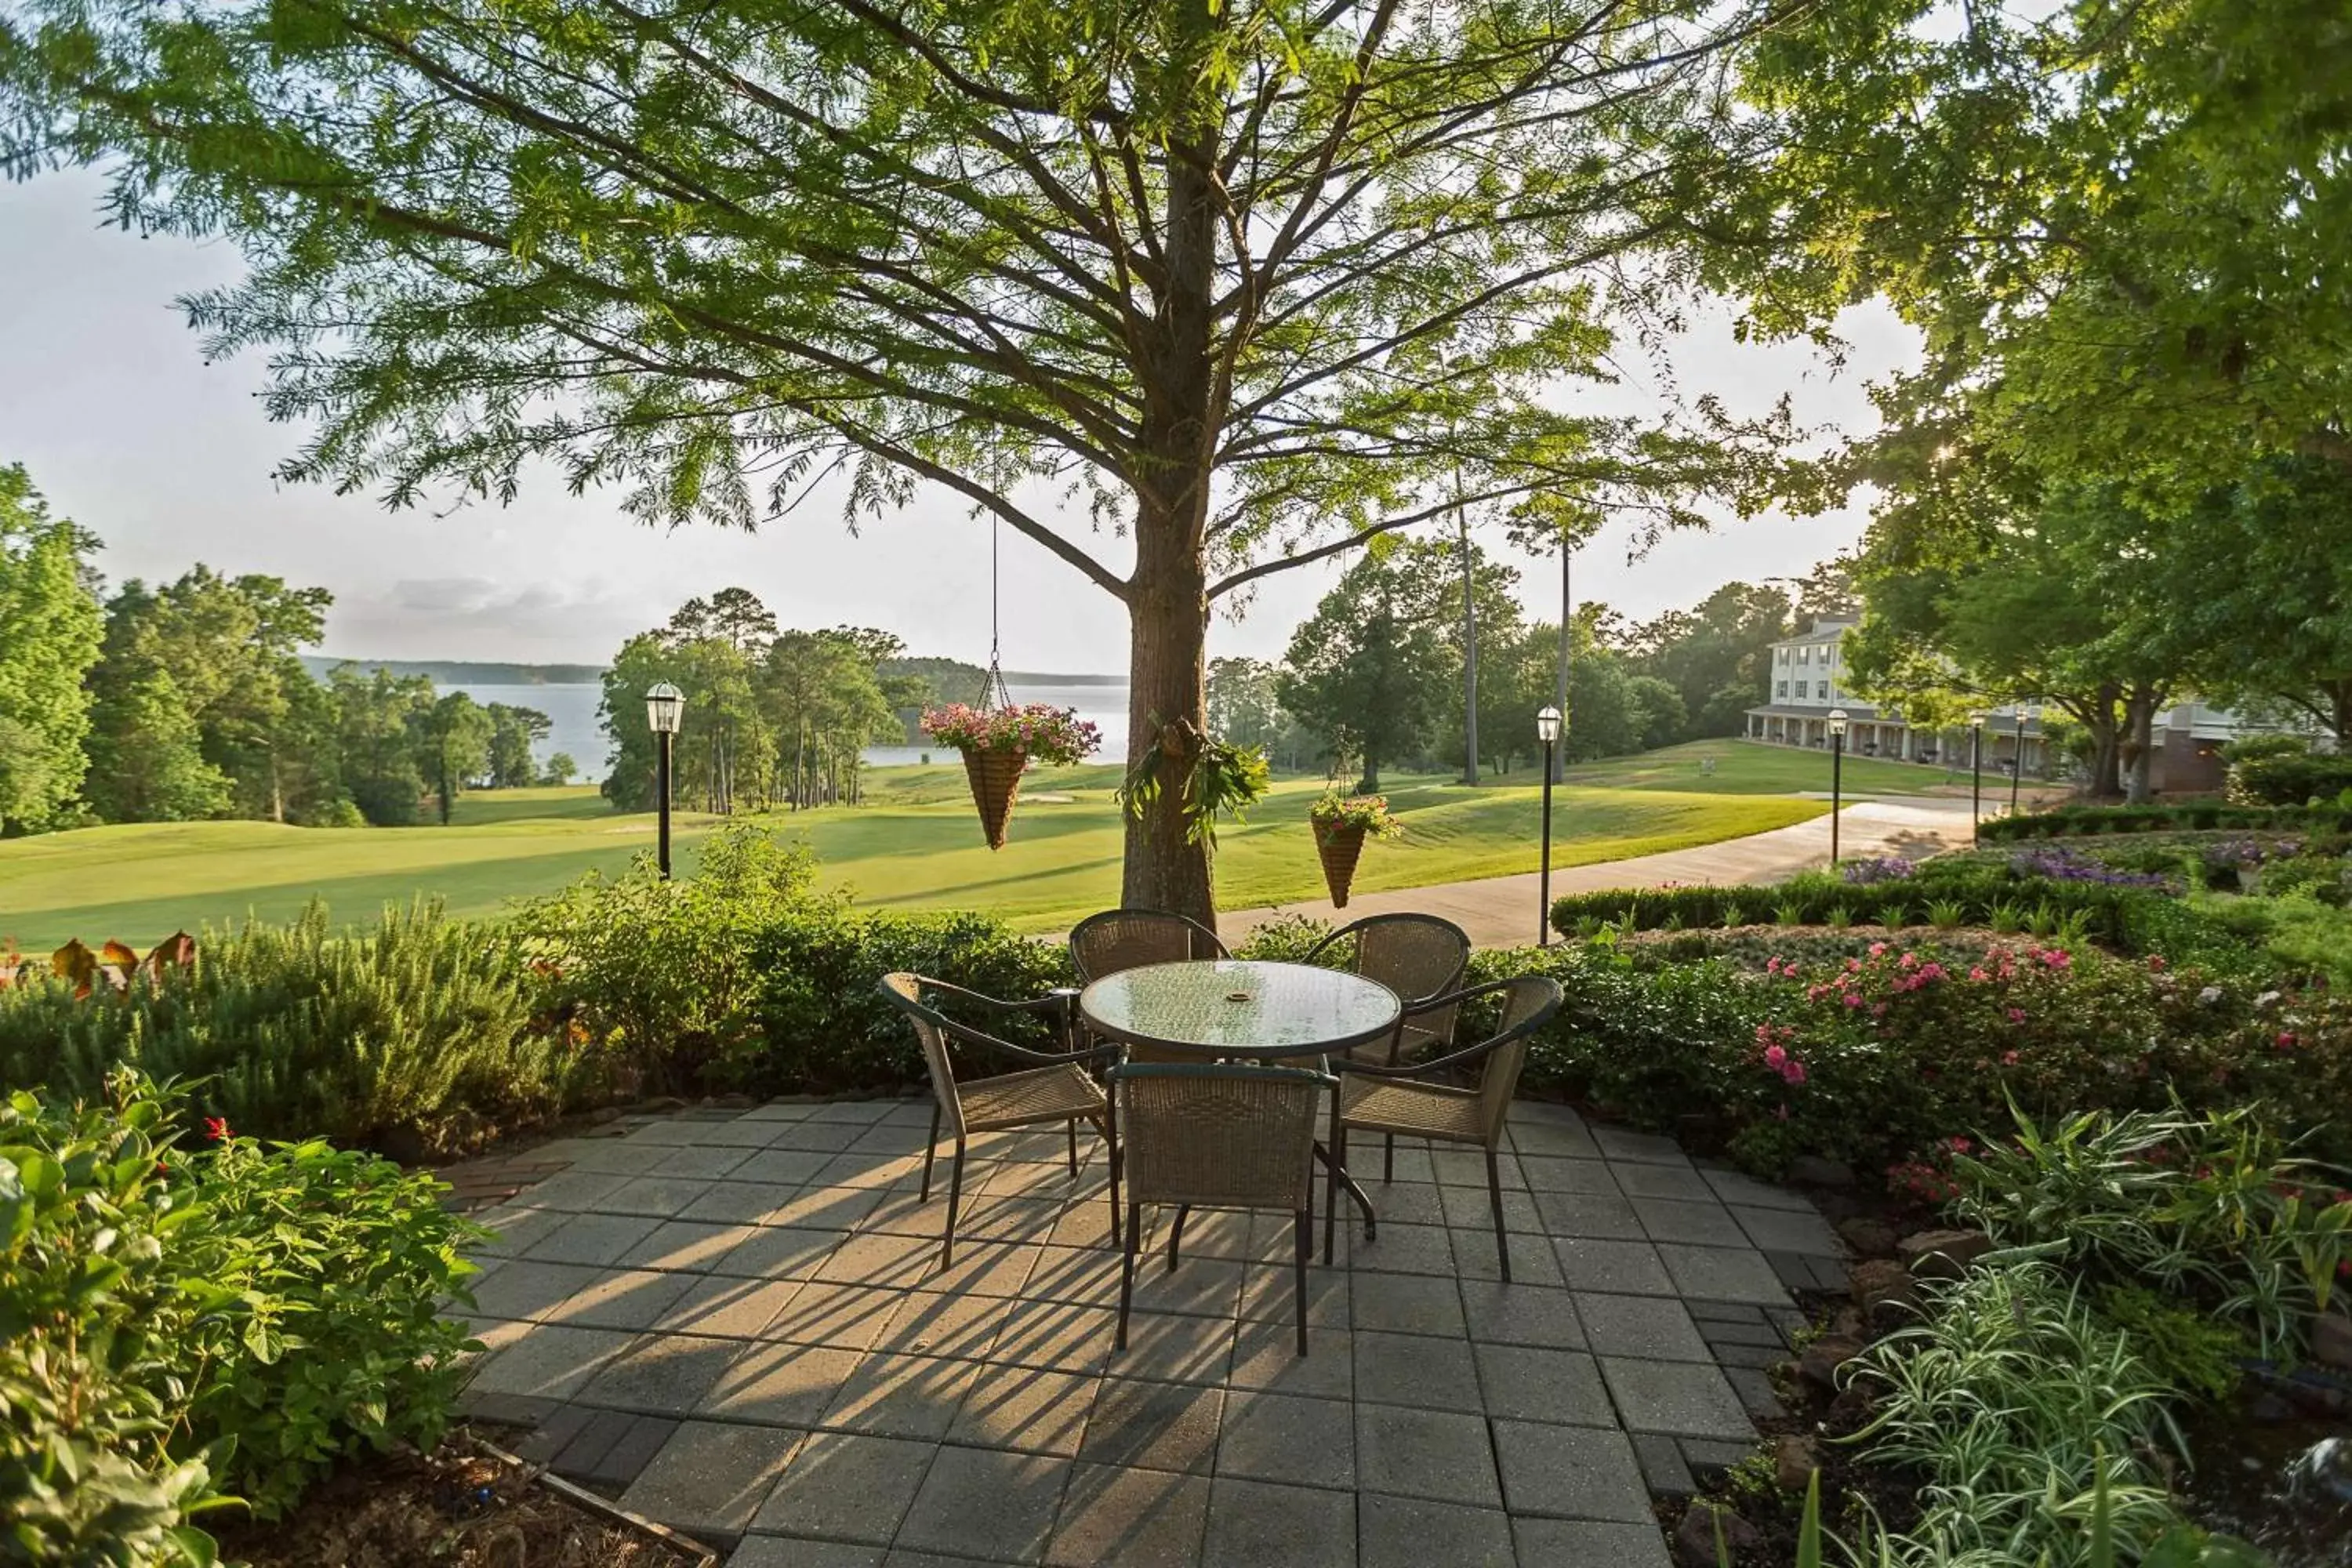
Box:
1314 819 1367 908
960 746 1028 850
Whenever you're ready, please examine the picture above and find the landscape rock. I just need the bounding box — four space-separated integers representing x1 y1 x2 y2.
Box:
586 1106 623 1125
1774 1436 1820 1491
1835 1216 1898 1258
1849 1259 1916 1313
1826 1382 1878 1431
1898 1228 1994 1279
1828 1306 1867 1340
634 1095 688 1112
1672 1502 1762 1568
1788 1155 1857 1189
1795 1334 1867 1390
2314 1311 2352 1372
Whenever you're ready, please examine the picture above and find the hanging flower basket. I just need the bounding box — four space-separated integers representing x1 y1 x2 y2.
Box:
921 703 1101 851
1308 793 1402 908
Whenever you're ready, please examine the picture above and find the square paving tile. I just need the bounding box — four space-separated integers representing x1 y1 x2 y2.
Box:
656 1274 801 1339
469 1260 604 1322
619 1219 757 1273
1110 1310 1235 1387
950 1367 1101 1456
1472 1343 1615 1428
523 1212 665 1267
1127 1256 1247 1318
1217 1392 1355 1490
597 1175 715 1218
768 1120 868 1152
1047 1463 1209 1568
549 1268 699 1331
1430 1149 1524 1189
1238 1263 1348 1327
1229 1323 1352 1400
578 1331 739 1415
1629 1198 1748 1248
1449 1225 1565 1287
1080 1377 1225 1475
1349 1222 1459 1277
823 1351 979 1439
1555 1238 1676 1296
1572 1292 1711 1363
1599 1357 1755 1440
1460 1281 1586 1349
468 1203 570 1258
1697 1167 1816 1213
1354 1405 1500 1508
1588 1126 1689 1165
765 1184 891 1232
1436 1184 1542 1234
1512 1518 1675 1566
728 1537 884 1568
1608 1163 1718 1203
619 1419 801 1537
1350 1272 1465 1338
699 1339 862 1425
468 1323 635 1402
1358 1495 1515 1568
1531 1191 1646 1240
717 1223 844 1280
1200 1477 1356 1568
753 1430 937 1545
652 1144 754 1180
1730 1204 1844 1258
763 1280 906 1352
1492 1420 1652 1521
1654 1244 1792 1308
1516 1156 1619 1194
1353 1330 1481 1413
727 1148 837 1186
517 1171 628 1211
680 1181 804 1225
873 1289 1006 1362
895 1445 1070 1564
993 1299 1117 1374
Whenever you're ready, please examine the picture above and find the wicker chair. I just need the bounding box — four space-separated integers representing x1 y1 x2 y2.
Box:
1327 976 1564 1281
1110 1062 1333 1357
1302 913 1471 1181
879 973 1121 1269
1069 908 1232 1065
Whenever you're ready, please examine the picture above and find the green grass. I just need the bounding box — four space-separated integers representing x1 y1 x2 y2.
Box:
0 738 1919 947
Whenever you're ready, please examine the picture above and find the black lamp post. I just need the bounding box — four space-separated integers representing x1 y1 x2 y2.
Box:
1826 708 1849 866
645 681 684 878
2011 707 2027 816
1536 704 1562 945
1969 713 1987 845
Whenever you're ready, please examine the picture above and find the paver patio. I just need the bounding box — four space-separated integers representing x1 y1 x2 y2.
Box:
450 1097 1847 1566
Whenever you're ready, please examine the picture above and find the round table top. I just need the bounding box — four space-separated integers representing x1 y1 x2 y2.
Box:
1078 960 1401 1059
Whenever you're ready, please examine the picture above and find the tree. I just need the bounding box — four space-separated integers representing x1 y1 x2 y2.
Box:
1737 0 2352 506
1625 676 1688 753
4 0 1788 921
416 691 495 823
485 702 553 788
329 666 434 826
83 669 230 823
0 465 102 833
542 753 579 787
1623 583 1792 742
1276 543 1453 792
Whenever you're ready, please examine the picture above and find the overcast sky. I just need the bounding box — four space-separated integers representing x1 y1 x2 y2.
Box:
1 169 1918 673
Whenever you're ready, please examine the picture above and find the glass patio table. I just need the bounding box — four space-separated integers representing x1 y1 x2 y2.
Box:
1079 958 1400 1238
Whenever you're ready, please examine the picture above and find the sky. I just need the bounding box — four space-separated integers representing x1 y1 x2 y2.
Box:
0 169 1919 674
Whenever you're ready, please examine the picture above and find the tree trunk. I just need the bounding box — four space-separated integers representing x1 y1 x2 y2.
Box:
2122 687 2163 804
1122 552 1214 925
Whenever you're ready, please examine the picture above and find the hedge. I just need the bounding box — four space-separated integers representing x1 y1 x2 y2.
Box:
2228 750 2352 807
1980 799 2352 840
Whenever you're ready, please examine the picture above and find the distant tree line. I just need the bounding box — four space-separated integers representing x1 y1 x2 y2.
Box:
1212 541 1855 791
598 589 953 814
0 463 569 836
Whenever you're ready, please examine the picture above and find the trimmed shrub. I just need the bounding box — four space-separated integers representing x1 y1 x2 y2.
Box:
1981 800 2352 841
0 902 561 1158
0 1074 481 1563
2228 750 2352 807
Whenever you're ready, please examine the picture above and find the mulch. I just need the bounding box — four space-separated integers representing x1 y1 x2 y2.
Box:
214 1434 707 1568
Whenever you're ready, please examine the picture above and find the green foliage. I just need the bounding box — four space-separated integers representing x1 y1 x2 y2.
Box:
2092 1287 2247 1406
0 1073 481 1563
1118 732 1272 848
0 463 103 834
1951 1103 2352 1359
1847 1262 2189 1568
1277 543 1457 791
0 902 561 1157
2228 751 2352 808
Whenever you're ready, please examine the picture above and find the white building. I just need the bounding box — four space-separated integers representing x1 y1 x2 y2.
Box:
1740 619 2260 790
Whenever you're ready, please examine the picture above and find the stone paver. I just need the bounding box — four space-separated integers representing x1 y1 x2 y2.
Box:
454 1098 1833 1567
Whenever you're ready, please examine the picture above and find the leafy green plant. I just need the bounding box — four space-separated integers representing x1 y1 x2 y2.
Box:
0 1073 482 1563
1116 730 1271 848
2093 1287 2248 1404
1824 902 1854 930
1777 899 1807 927
1308 790 1403 837
1928 898 1966 931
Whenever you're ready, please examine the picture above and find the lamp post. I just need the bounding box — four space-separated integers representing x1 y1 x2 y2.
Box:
2011 707 2027 816
1969 713 1987 845
645 681 684 878
1826 708 1849 866
1536 705 1562 945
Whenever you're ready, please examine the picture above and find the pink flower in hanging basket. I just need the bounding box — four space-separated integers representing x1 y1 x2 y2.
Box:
920 703 1100 765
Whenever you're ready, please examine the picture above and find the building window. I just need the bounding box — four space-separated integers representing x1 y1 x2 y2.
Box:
1777 647 1790 665
1776 680 1788 697
1795 681 1808 699
1798 646 1811 664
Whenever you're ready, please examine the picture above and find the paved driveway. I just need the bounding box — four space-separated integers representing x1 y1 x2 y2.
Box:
450 1098 1846 1566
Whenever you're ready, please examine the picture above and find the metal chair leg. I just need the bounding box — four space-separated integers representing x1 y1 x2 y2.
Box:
940 1137 967 1271
1103 1104 1123 1248
1384 1132 1395 1183
1066 1119 1079 1179
1294 1199 1312 1358
1486 1144 1512 1284
1167 1204 1188 1272
920 1102 940 1200
1323 1123 1344 1265
1116 1199 1141 1350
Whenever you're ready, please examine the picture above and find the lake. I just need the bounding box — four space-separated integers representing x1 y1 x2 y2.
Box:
442 678 1131 782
